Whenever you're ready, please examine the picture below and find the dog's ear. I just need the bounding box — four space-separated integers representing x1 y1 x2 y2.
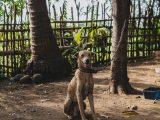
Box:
74 52 79 58
91 52 96 57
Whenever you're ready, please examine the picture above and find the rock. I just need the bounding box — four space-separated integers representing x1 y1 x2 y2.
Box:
130 105 138 111
40 99 50 102
127 105 138 111
19 75 32 84
10 74 24 82
32 74 43 84
48 112 51 115
30 109 36 112
100 114 110 119
136 96 141 98
153 100 157 104
155 68 160 74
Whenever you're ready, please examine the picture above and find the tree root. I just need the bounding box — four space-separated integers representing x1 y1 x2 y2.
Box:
109 79 142 95
25 57 72 80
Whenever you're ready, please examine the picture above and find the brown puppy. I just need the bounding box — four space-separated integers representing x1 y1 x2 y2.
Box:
64 50 97 120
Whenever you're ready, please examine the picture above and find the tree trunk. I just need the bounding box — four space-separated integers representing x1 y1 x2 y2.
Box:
26 0 71 79
109 0 134 94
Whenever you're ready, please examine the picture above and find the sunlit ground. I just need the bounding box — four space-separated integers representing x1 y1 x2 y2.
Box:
0 58 160 120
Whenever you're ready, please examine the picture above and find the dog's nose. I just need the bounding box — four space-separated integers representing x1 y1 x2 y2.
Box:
85 59 90 64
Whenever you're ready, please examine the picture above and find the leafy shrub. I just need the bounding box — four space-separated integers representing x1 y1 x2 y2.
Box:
62 27 109 68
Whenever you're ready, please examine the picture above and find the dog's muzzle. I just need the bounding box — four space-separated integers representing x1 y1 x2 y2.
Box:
82 57 91 68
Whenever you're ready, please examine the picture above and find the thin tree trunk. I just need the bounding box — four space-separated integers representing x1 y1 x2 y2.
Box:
26 0 71 79
109 0 134 94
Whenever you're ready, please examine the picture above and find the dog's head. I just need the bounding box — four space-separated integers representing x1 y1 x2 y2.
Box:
76 50 95 69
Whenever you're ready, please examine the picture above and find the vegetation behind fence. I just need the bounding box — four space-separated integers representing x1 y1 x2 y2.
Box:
0 0 160 77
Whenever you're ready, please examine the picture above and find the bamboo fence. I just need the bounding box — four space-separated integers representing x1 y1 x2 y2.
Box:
0 0 160 77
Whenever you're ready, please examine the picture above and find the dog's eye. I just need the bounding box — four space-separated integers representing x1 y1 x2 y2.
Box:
81 54 84 57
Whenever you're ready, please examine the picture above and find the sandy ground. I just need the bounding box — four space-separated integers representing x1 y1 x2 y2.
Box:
0 59 160 120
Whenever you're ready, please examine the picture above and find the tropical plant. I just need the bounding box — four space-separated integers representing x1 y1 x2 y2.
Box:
0 0 26 22
63 27 109 68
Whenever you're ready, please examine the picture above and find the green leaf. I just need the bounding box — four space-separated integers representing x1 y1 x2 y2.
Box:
74 27 84 45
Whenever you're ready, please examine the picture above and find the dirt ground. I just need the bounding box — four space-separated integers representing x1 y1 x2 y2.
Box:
0 59 160 120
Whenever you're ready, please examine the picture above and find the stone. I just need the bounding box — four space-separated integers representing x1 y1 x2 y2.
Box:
10 74 24 82
19 75 32 84
130 105 138 111
100 114 110 119
136 96 141 98
32 74 43 84
155 68 160 74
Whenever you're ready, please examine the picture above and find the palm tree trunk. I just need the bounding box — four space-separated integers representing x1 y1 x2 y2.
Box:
26 0 71 79
109 0 134 94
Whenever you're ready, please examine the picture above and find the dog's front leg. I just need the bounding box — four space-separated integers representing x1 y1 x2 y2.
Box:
88 94 96 120
76 82 87 120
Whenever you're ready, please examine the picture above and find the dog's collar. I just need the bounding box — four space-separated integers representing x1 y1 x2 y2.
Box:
78 67 97 73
